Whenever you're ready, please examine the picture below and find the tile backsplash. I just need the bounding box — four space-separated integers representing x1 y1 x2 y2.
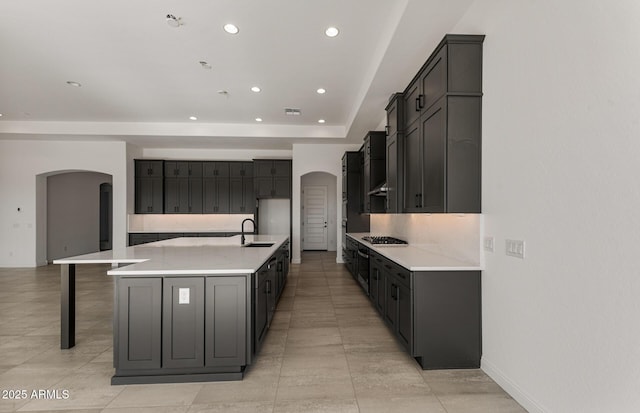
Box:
370 213 482 265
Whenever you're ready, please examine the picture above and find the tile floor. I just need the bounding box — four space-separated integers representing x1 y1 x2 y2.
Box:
0 251 527 412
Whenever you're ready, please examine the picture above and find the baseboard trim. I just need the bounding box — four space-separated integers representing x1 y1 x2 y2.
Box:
482 357 549 413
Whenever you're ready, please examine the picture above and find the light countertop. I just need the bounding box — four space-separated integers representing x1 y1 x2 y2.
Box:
347 233 482 271
53 235 289 276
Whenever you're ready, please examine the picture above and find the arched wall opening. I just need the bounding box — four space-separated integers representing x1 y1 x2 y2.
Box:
36 170 113 263
300 171 337 253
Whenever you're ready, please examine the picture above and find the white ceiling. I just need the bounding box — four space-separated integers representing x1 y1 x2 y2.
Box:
0 0 476 149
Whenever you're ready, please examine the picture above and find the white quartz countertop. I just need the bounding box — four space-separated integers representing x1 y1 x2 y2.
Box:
347 233 482 271
53 235 289 276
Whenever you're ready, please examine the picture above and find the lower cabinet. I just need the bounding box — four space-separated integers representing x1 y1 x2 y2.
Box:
367 244 481 369
205 277 247 367
114 275 249 383
254 257 277 354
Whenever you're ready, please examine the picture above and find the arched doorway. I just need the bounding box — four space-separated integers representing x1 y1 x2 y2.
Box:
36 170 113 263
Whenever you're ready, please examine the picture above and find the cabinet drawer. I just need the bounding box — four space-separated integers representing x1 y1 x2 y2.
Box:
380 255 410 288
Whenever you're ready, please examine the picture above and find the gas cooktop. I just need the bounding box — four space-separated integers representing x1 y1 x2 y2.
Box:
362 236 408 246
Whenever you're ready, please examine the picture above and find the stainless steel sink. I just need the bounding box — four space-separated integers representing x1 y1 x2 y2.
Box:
243 242 274 248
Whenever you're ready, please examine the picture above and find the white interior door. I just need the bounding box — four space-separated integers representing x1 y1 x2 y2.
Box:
302 186 328 250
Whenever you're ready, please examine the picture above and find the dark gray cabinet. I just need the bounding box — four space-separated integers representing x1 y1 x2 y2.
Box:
254 160 291 198
135 160 164 214
385 94 404 213
254 256 277 354
362 132 387 213
205 277 246 367
402 35 484 213
116 277 162 370
342 152 370 230
164 162 203 214
162 277 205 368
203 162 230 214
230 162 255 214
355 237 481 369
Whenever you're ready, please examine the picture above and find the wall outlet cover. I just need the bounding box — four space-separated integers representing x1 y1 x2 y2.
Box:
484 236 495 252
505 239 525 259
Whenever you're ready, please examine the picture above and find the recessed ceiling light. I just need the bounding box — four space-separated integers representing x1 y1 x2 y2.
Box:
255 118 263 122
166 14 182 28
224 23 239 34
316 88 326 94
325 27 339 37
0 114 3 117
251 86 261 93
66 81 82 87
199 61 212 69
189 116 197 120
318 119 326 124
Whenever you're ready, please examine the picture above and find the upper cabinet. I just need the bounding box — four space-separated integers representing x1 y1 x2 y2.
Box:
164 162 203 214
229 162 255 214
385 94 404 213
135 160 164 214
361 132 386 213
203 162 230 214
253 160 291 199
402 34 484 213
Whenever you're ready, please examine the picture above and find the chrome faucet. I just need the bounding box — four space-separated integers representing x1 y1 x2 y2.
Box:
241 218 256 245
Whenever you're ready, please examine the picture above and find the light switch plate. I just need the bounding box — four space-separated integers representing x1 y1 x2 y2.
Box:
505 239 525 259
179 288 190 304
484 236 495 252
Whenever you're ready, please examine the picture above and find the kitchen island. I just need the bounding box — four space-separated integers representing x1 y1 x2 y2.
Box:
54 235 290 384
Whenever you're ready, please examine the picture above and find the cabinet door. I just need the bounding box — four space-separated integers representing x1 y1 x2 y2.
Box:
243 178 255 213
165 178 190 213
217 177 230 213
254 177 273 198
136 160 164 177
205 277 247 367
397 282 412 352
189 178 203 213
386 134 398 213
129 233 159 246
254 275 269 353
369 263 380 307
404 80 421 127
253 160 273 177
229 178 243 213
383 273 398 328
422 100 446 212
162 277 205 368
363 159 371 213
446 96 482 213
273 176 290 198
116 278 162 370
272 160 290 177
135 177 163 214
423 46 447 111
403 121 421 212
203 178 218 213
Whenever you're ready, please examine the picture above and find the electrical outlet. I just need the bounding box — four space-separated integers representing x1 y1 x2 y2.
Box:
484 236 495 252
505 239 525 258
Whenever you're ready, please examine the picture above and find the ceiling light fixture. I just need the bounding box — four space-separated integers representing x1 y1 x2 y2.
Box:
325 27 339 37
223 23 239 34
316 88 326 94
199 61 212 69
255 118 263 122
318 119 326 124
66 81 82 87
251 86 261 93
166 14 182 28
189 116 197 120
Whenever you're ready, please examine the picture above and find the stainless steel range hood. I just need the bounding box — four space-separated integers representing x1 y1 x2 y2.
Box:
368 182 388 197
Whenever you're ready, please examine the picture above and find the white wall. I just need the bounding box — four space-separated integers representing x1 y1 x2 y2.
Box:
292 143 362 263
47 172 112 261
453 1 640 411
142 147 292 161
301 172 338 252
0 140 128 267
